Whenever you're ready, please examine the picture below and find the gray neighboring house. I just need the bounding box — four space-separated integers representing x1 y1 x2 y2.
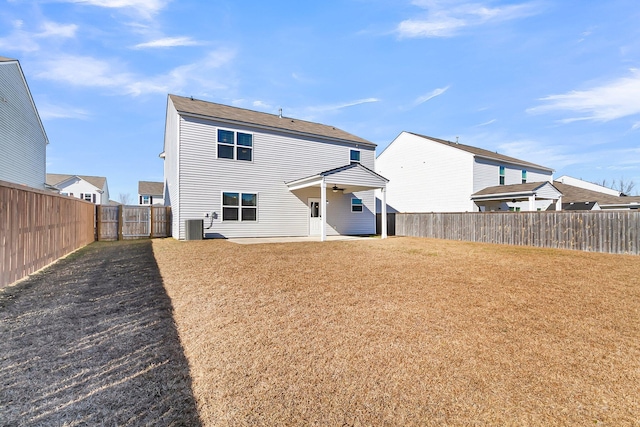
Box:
46 174 110 204
0 56 48 189
138 181 164 205
162 94 389 240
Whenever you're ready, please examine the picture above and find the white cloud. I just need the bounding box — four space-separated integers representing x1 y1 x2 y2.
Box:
528 69 640 122
0 20 77 53
475 119 496 126
307 98 380 113
133 36 203 49
34 48 236 96
38 102 90 120
37 21 78 38
397 0 540 38
414 85 449 106
61 0 170 18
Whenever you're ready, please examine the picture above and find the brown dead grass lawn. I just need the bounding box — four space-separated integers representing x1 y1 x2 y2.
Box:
152 237 640 426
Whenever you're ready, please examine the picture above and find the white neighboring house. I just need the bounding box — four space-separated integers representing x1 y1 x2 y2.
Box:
46 174 110 204
555 175 621 196
162 94 389 240
376 132 557 213
0 56 48 189
138 181 164 205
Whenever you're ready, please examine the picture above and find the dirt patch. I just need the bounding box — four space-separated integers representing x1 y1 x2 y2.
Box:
153 237 640 426
0 240 201 426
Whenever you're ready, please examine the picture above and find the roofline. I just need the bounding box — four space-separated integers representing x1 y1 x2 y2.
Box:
1 59 49 145
286 163 389 187
471 182 560 200
381 131 554 173
473 153 555 173
177 110 377 149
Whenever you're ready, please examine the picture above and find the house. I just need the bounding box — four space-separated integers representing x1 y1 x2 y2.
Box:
138 181 164 205
46 174 110 204
471 181 563 212
553 181 640 210
375 132 556 213
555 175 621 197
162 94 389 240
0 56 48 189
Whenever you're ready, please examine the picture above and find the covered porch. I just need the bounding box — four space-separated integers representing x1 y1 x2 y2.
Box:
471 182 563 212
285 163 389 241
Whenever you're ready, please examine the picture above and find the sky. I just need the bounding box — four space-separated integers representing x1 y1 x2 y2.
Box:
2 0 640 199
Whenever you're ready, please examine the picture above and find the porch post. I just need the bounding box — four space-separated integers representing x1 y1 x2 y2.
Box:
528 195 536 211
556 195 563 211
381 186 388 239
320 178 327 242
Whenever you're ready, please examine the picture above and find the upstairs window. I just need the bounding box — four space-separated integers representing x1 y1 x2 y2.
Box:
350 149 361 163
499 166 505 185
351 198 363 212
222 192 257 221
217 129 253 162
522 170 527 184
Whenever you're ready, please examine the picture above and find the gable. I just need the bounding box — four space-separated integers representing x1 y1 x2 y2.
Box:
0 58 48 145
382 132 553 173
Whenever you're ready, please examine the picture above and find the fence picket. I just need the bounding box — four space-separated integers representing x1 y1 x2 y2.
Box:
396 211 640 255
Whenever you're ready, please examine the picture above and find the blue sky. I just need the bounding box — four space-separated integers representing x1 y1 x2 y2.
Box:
2 0 640 198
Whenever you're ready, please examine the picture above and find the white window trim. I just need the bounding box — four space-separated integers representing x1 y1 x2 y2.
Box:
349 149 361 163
221 191 258 222
216 128 254 162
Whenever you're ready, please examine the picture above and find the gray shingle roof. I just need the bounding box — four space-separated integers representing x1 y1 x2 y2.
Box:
553 182 640 206
46 174 107 190
408 132 554 172
472 182 554 196
169 94 375 147
138 181 163 195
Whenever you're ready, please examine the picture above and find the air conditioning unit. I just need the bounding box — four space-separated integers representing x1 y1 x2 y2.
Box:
185 219 203 240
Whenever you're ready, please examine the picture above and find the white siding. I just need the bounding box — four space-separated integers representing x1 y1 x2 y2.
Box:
171 105 377 239
163 99 180 238
0 61 47 189
473 158 552 192
376 132 475 212
56 178 104 203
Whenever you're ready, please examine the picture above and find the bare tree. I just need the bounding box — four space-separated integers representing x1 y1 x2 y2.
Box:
592 178 638 196
614 178 636 196
119 193 132 205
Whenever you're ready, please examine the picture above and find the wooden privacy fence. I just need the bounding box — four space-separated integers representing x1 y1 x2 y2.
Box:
97 205 171 241
0 180 95 288
396 211 640 255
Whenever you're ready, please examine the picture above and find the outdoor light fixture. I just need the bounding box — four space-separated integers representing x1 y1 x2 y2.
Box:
332 185 339 193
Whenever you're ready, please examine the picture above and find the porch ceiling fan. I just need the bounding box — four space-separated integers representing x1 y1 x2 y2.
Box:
331 185 345 193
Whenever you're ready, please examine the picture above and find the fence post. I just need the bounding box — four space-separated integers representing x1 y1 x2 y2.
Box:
150 206 155 238
118 205 124 241
96 205 102 241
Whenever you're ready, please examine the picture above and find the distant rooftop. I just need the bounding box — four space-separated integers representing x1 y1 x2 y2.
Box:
46 174 107 190
138 181 163 195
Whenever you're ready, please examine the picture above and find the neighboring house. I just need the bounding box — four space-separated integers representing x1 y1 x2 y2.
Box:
471 181 563 212
376 132 555 213
555 175 621 197
46 174 110 204
0 56 48 189
138 181 164 205
553 182 640 210
162 94 389 240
